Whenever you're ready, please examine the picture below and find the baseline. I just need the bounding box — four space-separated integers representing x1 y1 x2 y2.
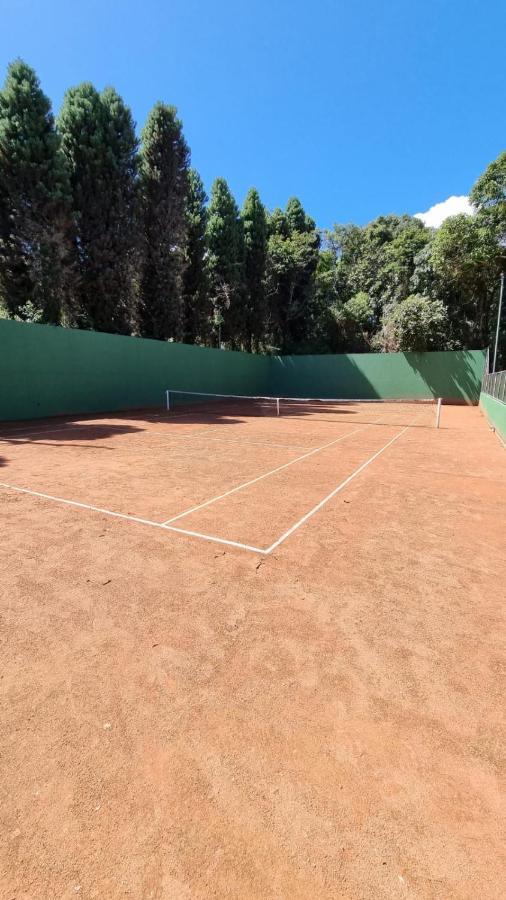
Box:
0 482 267 554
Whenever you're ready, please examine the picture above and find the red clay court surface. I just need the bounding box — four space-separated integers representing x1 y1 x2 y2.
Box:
0 402 505 898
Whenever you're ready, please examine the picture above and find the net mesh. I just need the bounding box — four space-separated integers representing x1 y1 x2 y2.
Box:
165 390 441 428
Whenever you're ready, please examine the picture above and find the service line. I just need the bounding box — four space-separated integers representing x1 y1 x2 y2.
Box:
1 422 312 455
161 420 382 525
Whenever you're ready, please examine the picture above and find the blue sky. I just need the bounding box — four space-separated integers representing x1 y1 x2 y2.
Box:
1 0 504 228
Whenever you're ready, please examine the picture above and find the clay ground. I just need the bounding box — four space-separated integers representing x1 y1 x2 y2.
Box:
0 402 504 899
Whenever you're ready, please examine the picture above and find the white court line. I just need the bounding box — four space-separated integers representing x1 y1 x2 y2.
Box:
166 524 265 553
0 421 223 444
0 423 212 444
161 421 379 525
146 430 312 452
0 482 267 554
264 420 418 554
0 425 83 440
0 416 419 555
1 423 312 454
0 412 170 438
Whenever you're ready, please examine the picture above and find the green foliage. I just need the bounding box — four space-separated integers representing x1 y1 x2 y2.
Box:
285 196 315 234
268 207 289 238
58 83 138 333
343 291 373 325
182 168 210 343
470 150 506 237
137 103 190 340
315 217 434 352
312 249 341 351
265 197 320 353
0 60 73 323
329 292 374 352
430 213 500 347
339 216 431 316
241 187 267 350
1 60 503 357
206 178 245 347
375 294 448 352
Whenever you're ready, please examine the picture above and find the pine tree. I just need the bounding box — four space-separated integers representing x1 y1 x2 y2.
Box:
0 60 73 323
268 207 289 238
58 83 138 334
286 196 313 234
241 188 267 351
206 178 245 348
138 103 190 341
182 169 210 343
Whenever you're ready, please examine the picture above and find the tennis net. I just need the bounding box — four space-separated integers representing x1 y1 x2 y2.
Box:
165 390 442 428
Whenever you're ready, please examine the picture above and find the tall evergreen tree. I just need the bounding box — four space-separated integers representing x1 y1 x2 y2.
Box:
138 103 190 341
285 196 314 234
206 178 245 348
182 168 210 343
58 83 138 334
0 60 73 323
268 207 289 238
241 188 268 351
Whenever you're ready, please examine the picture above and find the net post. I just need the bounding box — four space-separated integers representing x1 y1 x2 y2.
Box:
166 390 170 412
436 398 442 429
276 398 280 417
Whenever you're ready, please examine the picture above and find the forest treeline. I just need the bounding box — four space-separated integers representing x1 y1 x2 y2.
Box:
1 60 505 357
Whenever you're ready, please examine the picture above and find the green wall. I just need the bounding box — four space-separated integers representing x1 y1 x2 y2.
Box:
479 393 506 443
0 320 486 422
271 349 486 403
0 320 271 421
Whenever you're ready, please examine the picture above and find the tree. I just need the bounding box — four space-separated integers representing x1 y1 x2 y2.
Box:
286 196 313 234
337 292 374 351
0 60 73 323
430 214 500 347
206 178 245 348
469 150 506 364
381 220 432 304
268 207 289 238
375 294 448 352
182 168 210 343
265 198 320 353
317 290 374 354
241 188 268 351
58 83 138 334
324 216 432 327
138 103 190 341
470 150 506 237
312 247 341 352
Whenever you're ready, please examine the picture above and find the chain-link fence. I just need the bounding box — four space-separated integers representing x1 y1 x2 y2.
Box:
482 366 506 403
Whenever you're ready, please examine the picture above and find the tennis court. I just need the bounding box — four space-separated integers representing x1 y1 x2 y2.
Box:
1 394 505 898
1 394 445 555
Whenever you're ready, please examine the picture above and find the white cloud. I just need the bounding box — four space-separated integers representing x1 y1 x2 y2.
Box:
414 195 474 229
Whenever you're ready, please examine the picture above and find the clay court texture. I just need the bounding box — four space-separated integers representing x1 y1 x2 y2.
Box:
0 392 505 899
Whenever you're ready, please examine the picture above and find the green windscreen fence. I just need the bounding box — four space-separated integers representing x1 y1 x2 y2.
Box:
271 350 486 403
0 320 271 421
479 368 506 442
479 393 506 443
0 319 486 421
